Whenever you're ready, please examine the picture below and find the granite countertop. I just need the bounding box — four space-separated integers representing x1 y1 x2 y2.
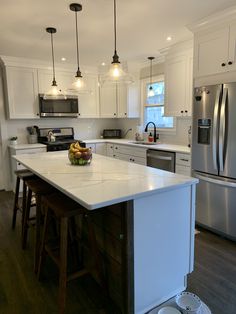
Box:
84 139 191 154
14 151 197 210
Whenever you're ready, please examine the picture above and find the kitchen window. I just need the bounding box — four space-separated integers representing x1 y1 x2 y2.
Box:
142 76 175 131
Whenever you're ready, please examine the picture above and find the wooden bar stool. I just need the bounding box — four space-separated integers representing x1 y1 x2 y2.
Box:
22 178 55 273
12 169 36 230
37 192 105 314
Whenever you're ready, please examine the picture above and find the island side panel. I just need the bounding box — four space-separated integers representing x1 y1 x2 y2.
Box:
133 184 196 314
79 201 134 314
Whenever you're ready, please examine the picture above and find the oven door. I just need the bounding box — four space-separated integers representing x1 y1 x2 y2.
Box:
39 95 78 118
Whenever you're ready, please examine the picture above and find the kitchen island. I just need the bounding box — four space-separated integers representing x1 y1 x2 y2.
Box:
14 151 198 314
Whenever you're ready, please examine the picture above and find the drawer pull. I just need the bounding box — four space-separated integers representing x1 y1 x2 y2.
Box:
180 158 189 162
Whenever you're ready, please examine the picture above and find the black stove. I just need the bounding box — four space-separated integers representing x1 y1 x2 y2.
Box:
37 127 85 152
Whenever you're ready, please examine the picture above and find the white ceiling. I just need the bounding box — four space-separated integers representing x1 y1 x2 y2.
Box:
0 0 235 68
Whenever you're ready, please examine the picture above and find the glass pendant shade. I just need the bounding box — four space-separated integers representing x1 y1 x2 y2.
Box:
43 27 66 100
101 0 133 86
68 3 91 94
148 86 155 97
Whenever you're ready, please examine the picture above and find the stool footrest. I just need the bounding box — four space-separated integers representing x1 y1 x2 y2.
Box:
67 269 89 282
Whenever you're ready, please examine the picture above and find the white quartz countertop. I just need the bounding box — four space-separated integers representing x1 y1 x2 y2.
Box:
8 143 46 150
84 139 191 154
14 151 197 210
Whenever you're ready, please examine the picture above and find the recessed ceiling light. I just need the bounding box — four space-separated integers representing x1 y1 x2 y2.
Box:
61 57 66 61
166 36 172 41
101 62 106 66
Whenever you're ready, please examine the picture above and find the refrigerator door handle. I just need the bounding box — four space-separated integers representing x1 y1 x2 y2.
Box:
194 172 236 188
219 87 227 172
213 86 221 170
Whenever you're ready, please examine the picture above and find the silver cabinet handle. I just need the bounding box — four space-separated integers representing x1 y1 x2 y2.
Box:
194 172 236 188
147 154 172 161
219 87 227 172
213 86 221 170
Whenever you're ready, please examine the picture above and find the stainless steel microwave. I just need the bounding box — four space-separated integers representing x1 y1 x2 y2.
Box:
39 94 79 118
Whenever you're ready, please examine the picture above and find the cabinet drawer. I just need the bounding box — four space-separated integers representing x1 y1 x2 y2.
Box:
113 144 146 158
175 165 191 176
15 147 46 155
176 153 191 166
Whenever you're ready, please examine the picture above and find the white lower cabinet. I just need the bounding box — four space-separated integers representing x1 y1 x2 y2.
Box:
9 145 47 192
108 144 146 165
86 143 96 153
94 143 107 156
175 153 191 176
86 143 107 156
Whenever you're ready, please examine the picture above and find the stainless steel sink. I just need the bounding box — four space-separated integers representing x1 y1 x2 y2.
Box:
129 141 157 145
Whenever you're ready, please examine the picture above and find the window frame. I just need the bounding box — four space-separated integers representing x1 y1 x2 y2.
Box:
141 75 176 134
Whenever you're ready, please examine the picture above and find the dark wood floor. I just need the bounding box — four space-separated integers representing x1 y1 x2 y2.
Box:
1 191 236 314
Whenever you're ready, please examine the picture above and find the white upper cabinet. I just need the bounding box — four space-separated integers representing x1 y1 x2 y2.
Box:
117 85 128 117
100 74 140 118
38 69 74 94
228 21 236 72
194 27 229 77
165 48 193 117
99 84 117 118
78 74 99 118
189 6 236 79
4 66 40 119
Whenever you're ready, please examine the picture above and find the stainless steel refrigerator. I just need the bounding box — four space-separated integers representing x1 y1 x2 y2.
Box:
192 83 236 240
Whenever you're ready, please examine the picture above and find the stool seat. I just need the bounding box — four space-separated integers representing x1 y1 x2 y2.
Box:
42 192 85 218
14 169 35 180
26 178 55 195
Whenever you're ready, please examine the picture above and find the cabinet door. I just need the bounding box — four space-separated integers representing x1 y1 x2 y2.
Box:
165 55 187 117
86 143 96 153
106 143 114 157
38 69 74 94
99 84 117 118
127 76 140 118
78 75 99 118
194 27 229 77
5 66 40 119
185 56 193 116
117 85 128 118
95 143 107 156
175 165 191 176
228 22 236 71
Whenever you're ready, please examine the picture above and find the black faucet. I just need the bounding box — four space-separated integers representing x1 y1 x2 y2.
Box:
144 121 158 142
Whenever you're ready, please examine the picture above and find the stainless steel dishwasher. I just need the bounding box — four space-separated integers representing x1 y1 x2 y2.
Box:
147 149 175 172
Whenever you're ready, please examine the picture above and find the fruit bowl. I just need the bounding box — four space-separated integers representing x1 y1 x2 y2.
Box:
68 142 92 166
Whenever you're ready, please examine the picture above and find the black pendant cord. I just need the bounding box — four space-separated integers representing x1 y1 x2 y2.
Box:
74 10 82 77
150 58 152 86
114 0 117 53
112 0 119 64
50 32 57 86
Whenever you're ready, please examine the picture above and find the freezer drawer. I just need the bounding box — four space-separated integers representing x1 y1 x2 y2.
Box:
194 171 236 240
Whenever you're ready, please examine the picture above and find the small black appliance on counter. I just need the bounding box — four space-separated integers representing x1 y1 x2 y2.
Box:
103 129 122 139
37 127 85 151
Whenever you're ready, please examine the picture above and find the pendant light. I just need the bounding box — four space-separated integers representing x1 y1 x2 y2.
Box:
67 3 91 94
147 57 155 97
43 27 66 100
101 0 133 85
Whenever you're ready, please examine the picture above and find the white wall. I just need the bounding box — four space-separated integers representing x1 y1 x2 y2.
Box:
117 117 192 146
